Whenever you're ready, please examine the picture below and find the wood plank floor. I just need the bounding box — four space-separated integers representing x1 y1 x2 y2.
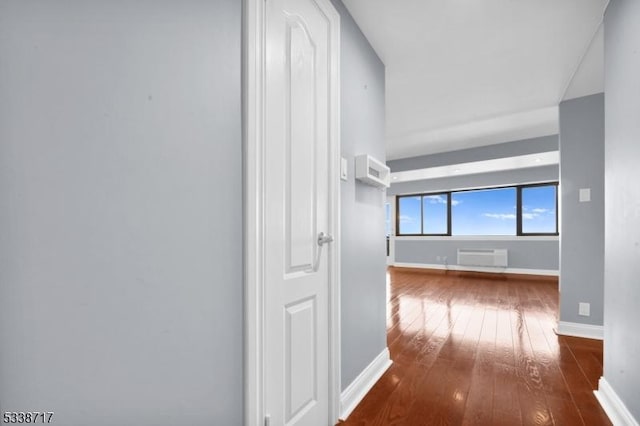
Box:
338 267 611 426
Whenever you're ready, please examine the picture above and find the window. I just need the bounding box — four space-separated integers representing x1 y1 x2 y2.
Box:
397 193 449 235
398 196 421 235
396 182 558 236
452 187 516 235
519 184 558 235
422 194 449 235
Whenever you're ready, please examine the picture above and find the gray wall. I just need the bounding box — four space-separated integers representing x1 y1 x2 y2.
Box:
603 0 640 420
331 0 388 391
396 239 559 271
388 138 560 272
387 165 558 196
388 135 558 172
0 2 243 425
558 93 605 326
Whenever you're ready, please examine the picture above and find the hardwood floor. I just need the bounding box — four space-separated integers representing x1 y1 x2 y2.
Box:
338 267 611 426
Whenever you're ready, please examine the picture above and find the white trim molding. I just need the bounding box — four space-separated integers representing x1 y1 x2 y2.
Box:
386 195 396 266
393 262 559 277
243 0 266 424
594 377 639 426
326 0 342 420
555 321 604 340
395 235 559 242
339 348 392 421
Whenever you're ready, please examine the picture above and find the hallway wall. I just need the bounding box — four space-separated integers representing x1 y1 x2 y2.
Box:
331 0 388 391
0 2 243 424
602 0 640 421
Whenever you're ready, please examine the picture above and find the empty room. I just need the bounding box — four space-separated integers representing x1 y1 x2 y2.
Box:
1 0 639 425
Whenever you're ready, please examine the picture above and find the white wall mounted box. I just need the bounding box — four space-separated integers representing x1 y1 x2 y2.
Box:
355 154 390 188
457 248 508 267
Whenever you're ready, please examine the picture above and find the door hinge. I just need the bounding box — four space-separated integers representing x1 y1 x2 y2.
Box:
264 415 271 426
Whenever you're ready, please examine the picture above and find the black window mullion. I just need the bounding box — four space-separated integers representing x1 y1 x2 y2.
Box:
420 196 424 235
447 192 452 236
555 183 559 235
516 187 523 236
395 196 400 236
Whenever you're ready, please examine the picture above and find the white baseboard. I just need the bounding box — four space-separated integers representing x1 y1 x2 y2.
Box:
555 321 604 340
392 262 559 277
594 377 639 426
339 347 392 421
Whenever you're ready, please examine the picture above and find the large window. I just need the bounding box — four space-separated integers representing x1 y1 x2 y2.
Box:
396 183 558 236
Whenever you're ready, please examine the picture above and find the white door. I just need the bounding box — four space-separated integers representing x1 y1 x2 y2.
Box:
386 196 395 265
264 0 339 425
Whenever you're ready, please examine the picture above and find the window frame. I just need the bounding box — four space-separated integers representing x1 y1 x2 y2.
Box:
395 192 451 236
517 182 560 236
395 182 559 237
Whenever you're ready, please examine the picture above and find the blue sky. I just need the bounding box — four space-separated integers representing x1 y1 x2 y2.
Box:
520 185 557 233
398 196 423 234
452 188 516 235
397 186 556 235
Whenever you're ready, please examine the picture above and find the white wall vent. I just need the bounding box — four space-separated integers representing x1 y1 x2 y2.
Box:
354 154 390 188
457 249 508 268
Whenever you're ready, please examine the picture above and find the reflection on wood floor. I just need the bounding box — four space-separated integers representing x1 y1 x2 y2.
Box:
338 267 611 426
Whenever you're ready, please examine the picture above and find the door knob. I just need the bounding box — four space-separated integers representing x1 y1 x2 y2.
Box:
317 232 334 246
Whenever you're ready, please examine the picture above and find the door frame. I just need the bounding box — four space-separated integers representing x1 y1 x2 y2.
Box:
243 0 342 424
386 196 396 265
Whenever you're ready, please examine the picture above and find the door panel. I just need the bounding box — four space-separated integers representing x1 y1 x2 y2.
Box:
264 0 338 425
285 297 317 421
285 15 317 273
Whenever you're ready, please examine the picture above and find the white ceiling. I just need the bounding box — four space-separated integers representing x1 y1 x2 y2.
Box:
563 24 604 101
342 0 607 160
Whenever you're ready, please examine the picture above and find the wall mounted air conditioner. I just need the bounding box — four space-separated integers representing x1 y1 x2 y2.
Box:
354 155 390 188
457 249 508 268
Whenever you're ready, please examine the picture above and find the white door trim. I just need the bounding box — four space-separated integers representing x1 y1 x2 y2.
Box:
243 0 266 423
243 0 341 424
386 195 396 265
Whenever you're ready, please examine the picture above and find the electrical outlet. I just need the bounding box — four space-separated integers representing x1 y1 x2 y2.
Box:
579 188 591 202
578 302 590 316
443 256 448 263
436 256 441 262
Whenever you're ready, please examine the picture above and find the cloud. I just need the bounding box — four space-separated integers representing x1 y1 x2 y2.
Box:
424 195 446 204
485 211 550 220
399 215 415 223
423 195 462 206
483 213 516 220
485 208 553 221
